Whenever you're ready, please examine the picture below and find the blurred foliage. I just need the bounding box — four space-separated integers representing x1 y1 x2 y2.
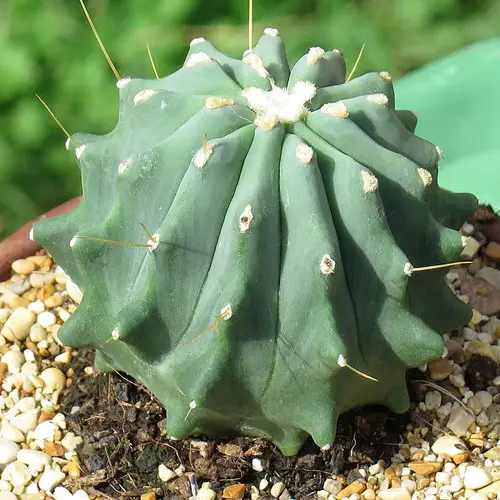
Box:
0 0 499 238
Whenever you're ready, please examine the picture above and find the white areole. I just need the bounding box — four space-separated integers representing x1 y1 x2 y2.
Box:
242 81 317 130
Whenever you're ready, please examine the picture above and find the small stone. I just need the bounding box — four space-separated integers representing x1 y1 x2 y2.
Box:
45 294 64 308
53 486 74 500
464 466 492 490
408 462 442 475
435 472 452 484
477 479 500 496
323 478 342 495
40 367 66 393
63 460 81 478
484 447 500 460
11 259 36 275
428 359 453 381
10 408 39 433
461 277 500 315
222 483 246 499
37 311 56 329
73 491 91 500
1 461 31 487
467 493 489 500
38 466 66 492
32 420 56 441
198 489 217 500
485 241 500 260
449 475 463 492
259 479 269 491
270 482 285 498
66 279 83 304
17 449 51 473
252 457 264 471
1 350 25 373
29 323 47 342
432 435 467 458
425 391 442 410
461 237 482 259
140 494 156 500
158 464 176 482
452 452 469 465
0 422 24 443
337 480 366 499
43 441 65 457
0 439 20 465
1 308 36 341
377 487 411 500
475 390 493 409
0 492 17 500
446 405 475 436
60 431 77 451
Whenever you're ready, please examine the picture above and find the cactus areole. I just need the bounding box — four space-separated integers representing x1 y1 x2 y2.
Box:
34 31 477 455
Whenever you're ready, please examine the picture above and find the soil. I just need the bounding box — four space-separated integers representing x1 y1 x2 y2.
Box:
54 205 499 499
61 348 412 499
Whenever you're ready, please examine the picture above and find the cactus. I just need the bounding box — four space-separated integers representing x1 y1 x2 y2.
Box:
32 30 477 455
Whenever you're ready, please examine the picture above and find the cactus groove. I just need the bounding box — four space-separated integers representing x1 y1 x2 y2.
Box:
33 30 477 455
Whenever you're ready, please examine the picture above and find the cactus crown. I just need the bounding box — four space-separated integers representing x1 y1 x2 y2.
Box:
33 29 477 455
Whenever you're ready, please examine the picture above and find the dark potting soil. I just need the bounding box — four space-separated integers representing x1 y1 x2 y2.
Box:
60 348 410 499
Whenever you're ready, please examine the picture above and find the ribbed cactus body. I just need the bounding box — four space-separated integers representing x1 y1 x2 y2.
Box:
34 32 477 455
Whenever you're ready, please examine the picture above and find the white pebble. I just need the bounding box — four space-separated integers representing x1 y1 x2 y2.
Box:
377 488 411 500
53 486 74 500
462 327 478 340
197 489 216 500
431 435 468 458
252 457 264 472
435 472 452 484
259 478 269 490
38 466 66 492
0 439 20 465
449 475 463 492
446 406 475 436
61 432 78 451
476 411 489 427
158 464 176 482
475 391 493 410
270 481 285 497
65 279 83 304
15 397 35 413
1 308 36 341
28 300 45 314
37 311 56 329
0 492 16 500
40 367 66 393
463 466 492 489
32 420 56 441
425 391 442 410
401 479 416 492
9 408 39 433
1 461 31 487
0 422 24 443
29 324 47 343
1 350 25 373
17 449 51 473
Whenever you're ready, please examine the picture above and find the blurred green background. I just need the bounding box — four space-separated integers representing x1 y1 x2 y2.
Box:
1 0 499 239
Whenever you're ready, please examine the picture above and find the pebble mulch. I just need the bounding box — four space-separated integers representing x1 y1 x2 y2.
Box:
0 212 499 499
0 256 88 500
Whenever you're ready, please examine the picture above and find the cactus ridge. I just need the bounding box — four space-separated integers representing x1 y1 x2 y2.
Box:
34 31 477 454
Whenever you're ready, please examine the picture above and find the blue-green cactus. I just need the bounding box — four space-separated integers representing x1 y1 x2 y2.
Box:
33 30 477 455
